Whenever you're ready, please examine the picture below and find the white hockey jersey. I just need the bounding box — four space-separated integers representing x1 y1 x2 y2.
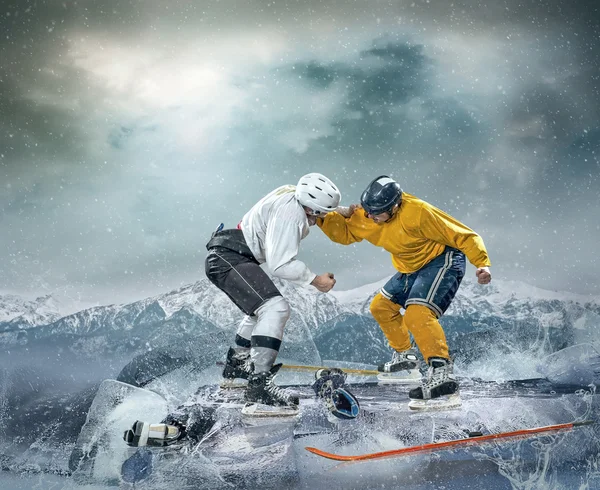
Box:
240 185 316 287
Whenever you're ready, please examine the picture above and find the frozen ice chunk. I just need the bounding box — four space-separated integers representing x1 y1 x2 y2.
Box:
538 343 600 386
68 380 168 485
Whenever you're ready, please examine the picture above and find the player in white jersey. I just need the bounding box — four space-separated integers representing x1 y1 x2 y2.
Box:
205 173 341 412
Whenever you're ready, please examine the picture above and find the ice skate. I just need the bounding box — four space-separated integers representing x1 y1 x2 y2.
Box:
408 357 462 411
220 347 253 388
377 348 422 384
242 364 300 417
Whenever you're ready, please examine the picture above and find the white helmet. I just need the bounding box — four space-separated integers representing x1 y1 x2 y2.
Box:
295 173 341 215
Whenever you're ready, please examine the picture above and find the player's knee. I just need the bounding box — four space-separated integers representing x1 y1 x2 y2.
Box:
253 296 290 341
370 293 398 321
272 296 291 322
257 296 290 322
403 304 436 329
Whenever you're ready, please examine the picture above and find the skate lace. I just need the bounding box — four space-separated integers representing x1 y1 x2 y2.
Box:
423 364 449 389
391 351 403 363
265 375 293 401
242 358 253 374
231 353 253 375
391 349 415 364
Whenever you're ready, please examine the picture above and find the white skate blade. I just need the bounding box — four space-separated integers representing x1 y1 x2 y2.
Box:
408 393 462 412
219 378 248 389
241 402 299 417
377 369 421 384
137 421 150 447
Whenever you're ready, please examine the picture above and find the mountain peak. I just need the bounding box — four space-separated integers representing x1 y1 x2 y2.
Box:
0 292 64 326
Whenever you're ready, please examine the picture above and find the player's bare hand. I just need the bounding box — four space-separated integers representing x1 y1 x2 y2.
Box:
336 204 361 218
476 267 492 285
311 272 336 292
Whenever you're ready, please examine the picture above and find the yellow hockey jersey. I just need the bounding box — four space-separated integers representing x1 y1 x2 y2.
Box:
317 193 491 274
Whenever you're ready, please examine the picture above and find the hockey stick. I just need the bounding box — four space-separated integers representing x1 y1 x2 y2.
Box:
215 361 379 376
305 420 595 461
280 364 379 376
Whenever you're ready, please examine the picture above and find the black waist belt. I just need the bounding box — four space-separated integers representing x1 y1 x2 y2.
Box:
206 228 255 259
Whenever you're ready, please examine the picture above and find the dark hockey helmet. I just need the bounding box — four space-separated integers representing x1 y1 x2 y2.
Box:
360 175 403 215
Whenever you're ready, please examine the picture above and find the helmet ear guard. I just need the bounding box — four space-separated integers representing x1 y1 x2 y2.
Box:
360 175 402 215
295 173 341 214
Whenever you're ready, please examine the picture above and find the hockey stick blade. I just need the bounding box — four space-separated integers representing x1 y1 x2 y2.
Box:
305 420 595 461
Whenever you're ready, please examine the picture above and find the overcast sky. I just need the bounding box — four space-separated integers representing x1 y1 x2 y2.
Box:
1 0 598 308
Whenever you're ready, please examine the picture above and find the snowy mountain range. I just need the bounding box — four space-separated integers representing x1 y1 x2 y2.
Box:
1 277 599 367
0 294 65 331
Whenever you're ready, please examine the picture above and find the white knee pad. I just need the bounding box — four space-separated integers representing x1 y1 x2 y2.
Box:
236 315 257 341
253 296 290 340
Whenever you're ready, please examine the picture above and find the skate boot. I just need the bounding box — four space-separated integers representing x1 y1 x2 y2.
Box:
123 420 185 447
220 347 253 388
408 357 461 411
242 364 299 417
377 348 422 384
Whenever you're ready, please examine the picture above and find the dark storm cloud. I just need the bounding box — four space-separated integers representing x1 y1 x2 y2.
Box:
357 43 431 101
567 129 600 163
295 41 432 103
296 62 340 90
482 31 600 200
0 74 91 189
294 41 432 103
286 39 484 179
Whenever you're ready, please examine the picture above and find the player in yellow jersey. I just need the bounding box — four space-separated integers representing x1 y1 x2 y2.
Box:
317 176 492 410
